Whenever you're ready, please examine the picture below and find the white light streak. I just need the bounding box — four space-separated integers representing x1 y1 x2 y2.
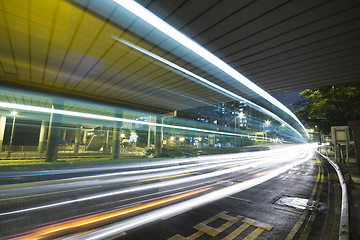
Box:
0 101 269 139
112 0 309 139
66 144 317 240
0 145 313 217
114 37 305 140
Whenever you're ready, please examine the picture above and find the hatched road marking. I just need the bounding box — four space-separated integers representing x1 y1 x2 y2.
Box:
168 211 273 240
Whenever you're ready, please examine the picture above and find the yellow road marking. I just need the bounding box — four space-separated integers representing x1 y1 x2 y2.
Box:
193 211 240 237
244 228 265 240
285 158 323 240
169 212 273 240
168 231 204 240
136 172 197 182
222 222 250 240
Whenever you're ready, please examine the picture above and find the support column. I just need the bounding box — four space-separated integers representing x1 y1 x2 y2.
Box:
103 129 109 153
112 112 123 159
45 104 63 162
37 120 46 153
61 129 67 143
73 126 81 154
82 130 87 144
0 116 6 152
147 116 151 149
154 116 163 157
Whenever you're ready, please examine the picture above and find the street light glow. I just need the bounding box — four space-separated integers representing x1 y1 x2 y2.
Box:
238 112 244 119
11 111 17 116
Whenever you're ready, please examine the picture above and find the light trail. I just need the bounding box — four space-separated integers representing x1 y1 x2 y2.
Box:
112 0 309 139
65 144 317 240
0 145 311 217
114 37 306 141
0 155 267 216
1 144 317 239
10 187 211 240
0 151 277 198
0 101 270 140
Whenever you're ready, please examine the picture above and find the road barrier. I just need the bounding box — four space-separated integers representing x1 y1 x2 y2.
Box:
317 151 349 240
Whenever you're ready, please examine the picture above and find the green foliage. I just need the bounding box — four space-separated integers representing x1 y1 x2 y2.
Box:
295 83 360 134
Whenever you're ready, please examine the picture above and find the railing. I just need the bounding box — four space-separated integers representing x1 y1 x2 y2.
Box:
317 150 349 240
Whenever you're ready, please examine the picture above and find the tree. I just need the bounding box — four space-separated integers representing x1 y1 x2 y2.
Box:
295 83 360 134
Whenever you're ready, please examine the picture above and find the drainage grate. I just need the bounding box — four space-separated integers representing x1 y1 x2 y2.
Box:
275 196 309 210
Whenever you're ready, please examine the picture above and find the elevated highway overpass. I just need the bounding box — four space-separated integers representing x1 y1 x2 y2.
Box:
0 1 358 239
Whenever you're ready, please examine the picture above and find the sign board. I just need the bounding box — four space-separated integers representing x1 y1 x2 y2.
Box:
208 134 215 146
331 126 350 145
331 126 350 165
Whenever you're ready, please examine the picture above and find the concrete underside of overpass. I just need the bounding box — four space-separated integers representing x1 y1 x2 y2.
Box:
0 0 359 113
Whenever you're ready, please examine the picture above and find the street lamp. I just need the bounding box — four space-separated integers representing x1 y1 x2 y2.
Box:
7 111 17 157
263 120 270 142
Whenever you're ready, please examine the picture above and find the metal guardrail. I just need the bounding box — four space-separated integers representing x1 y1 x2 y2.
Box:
317 151 349 240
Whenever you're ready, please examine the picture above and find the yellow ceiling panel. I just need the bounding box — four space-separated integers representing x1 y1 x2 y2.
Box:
53 0 83 37
30 22 52 85
74 12 105 45
7 14 30 81
1 0 28 18
29 0 59 28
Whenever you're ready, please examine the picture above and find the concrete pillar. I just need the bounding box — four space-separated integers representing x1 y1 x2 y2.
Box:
7 114 16 156
73 127 81 154
147 116 151 149
45 104 63 162
103 129 109 153
154 116 163 157
61 129 67 143
82 130 87 144
0 116 6 152
37 120 46 153
112 112 123 159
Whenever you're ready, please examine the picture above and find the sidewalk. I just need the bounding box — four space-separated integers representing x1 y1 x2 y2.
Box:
339 157 360 240
319 148 360 240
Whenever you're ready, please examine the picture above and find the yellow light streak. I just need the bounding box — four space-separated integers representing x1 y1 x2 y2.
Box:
136 172 197 183
224 163 245 169
252 170 274 177
12 187 212 240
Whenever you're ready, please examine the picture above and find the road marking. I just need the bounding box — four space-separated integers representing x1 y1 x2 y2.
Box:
226 196 252 203
168 211 273 240
194 212 239 237
285 158 323 240
223 221 251 240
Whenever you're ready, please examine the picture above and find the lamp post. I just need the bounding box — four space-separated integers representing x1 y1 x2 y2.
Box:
263 120 270 142
7 111 17 157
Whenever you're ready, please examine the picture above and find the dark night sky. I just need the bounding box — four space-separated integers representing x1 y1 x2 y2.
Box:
273 90 305 111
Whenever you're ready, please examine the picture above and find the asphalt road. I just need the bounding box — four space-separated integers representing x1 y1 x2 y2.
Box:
0 143 333 240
